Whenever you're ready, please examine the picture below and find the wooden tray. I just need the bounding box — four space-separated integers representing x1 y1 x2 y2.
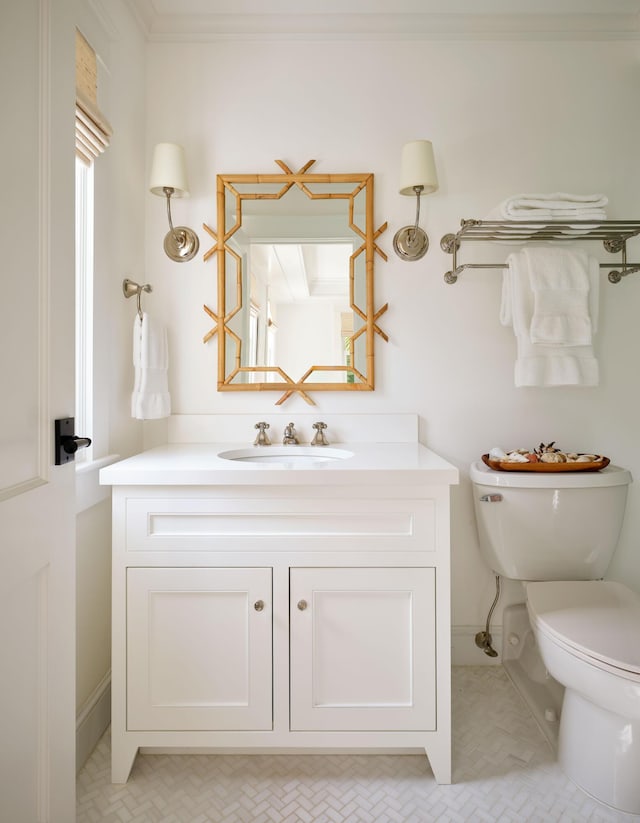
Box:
482 454 610 473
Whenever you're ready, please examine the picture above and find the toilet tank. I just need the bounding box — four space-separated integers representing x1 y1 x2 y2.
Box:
470 462 632 581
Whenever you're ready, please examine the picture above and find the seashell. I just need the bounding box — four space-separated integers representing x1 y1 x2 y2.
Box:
576 454 599 462
540 452 567 463
567 453 579 461
504 451 529 463
539 441 557 453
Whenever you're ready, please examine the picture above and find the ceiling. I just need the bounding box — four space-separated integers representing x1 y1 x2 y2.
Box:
124 0 640 40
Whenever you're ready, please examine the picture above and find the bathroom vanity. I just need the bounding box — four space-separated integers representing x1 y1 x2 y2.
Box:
100 441 458 784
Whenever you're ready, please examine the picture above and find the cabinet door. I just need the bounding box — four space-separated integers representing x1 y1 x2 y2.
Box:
290 567 435 731
127 567 272 731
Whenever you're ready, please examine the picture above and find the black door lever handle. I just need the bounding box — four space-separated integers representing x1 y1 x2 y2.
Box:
61 435 92 455
54 418 92 465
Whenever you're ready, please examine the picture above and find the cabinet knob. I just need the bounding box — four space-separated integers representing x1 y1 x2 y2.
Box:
254 600 265 612
297 599 308 611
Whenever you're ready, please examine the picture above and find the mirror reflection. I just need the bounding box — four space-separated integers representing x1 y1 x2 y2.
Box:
246 241 355 380
203 161 387 405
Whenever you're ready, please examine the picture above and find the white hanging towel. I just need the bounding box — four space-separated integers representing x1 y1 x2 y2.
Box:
131 312 171 419
527 246 595 346
501 247 600 387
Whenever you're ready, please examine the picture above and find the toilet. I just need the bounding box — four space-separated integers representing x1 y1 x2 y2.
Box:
470 460 640 814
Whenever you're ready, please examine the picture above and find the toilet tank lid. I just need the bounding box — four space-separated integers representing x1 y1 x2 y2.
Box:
527 581 640 676
470 461 632 489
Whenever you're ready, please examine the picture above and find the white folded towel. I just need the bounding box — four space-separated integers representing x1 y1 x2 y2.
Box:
485 193 607 245
501 248 600 387
497 192 608 221
131 312 171 420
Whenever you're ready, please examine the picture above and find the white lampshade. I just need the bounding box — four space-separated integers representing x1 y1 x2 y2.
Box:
399 139 438 196
149 142 190 197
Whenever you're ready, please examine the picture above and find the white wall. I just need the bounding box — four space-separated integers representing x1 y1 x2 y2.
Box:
142 36 640 654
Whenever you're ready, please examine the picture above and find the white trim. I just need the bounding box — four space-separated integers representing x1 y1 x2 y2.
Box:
125 4 640 42
38 0 50 491
76 453 120 513
76 671 111 774
37 564 50 820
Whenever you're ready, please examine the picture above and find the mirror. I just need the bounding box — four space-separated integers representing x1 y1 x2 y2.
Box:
202 160 388 405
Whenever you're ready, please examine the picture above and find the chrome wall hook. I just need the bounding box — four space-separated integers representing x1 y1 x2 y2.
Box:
123 278 152 320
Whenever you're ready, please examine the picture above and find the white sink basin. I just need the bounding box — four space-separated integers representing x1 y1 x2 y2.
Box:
218 446 354 467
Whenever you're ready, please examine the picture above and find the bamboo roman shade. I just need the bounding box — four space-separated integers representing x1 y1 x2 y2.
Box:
75 29 112 165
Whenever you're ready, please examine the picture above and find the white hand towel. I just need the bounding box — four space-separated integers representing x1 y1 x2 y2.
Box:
502 250 599 387
525 247 595 347
131 312 171 420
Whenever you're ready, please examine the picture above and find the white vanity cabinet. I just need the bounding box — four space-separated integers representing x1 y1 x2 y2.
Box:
101 443 458 785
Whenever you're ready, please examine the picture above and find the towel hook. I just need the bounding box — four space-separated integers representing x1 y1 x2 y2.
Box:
123 278 152 320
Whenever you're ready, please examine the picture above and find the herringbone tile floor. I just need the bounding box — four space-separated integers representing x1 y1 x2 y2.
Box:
77 667 639 822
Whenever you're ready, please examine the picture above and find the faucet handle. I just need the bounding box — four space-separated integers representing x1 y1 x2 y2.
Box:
311 421 329 446
253 421 271 446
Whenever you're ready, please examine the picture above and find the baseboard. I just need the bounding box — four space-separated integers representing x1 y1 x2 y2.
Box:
76 672 111 774
452 625 503 665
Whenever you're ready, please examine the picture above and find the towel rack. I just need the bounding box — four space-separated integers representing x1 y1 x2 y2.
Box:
440 219 640 284
123 278 152 319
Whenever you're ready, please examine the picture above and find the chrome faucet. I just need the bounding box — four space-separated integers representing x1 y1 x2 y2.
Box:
253 421 271 446
310 421 329 446
282 422 299 445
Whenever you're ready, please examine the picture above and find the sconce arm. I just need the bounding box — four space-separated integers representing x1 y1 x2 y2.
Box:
393 184 429 261
411 185 424 241
163 186 178 237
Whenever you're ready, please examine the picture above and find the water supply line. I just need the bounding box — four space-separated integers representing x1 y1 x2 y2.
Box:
475 574 501 658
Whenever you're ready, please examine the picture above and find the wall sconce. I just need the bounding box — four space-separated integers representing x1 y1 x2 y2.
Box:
149 142 200 263
393 139 439 261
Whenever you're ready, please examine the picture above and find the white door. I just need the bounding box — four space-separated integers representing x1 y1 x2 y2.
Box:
127 567 273 731
0 2 78 821
290 567 436 731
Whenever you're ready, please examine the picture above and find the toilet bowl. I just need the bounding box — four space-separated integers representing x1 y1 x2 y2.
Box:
527 580 640 814
469 460 637 813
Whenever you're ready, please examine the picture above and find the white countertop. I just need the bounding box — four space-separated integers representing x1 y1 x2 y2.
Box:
99 443 459 487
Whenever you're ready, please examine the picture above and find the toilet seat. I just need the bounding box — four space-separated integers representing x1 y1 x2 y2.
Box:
526 580 640 679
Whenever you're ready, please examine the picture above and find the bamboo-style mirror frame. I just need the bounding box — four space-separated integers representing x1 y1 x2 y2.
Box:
201 159 388 406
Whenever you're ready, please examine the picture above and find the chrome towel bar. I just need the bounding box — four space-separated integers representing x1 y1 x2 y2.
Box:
441 219 640 284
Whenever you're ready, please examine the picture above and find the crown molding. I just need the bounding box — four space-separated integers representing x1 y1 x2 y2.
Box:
123 1 640 42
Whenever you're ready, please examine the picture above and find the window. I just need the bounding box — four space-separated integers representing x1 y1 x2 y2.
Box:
74 29 110 463
75 157 94 462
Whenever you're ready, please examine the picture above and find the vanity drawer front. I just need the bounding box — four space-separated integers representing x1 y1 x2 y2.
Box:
124 497 436 551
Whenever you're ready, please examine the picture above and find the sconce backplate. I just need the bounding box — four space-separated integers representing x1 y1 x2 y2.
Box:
393 226 429 261
164 227 200 262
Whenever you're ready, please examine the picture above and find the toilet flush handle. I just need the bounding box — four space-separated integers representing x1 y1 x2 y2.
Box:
479 493 503 502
